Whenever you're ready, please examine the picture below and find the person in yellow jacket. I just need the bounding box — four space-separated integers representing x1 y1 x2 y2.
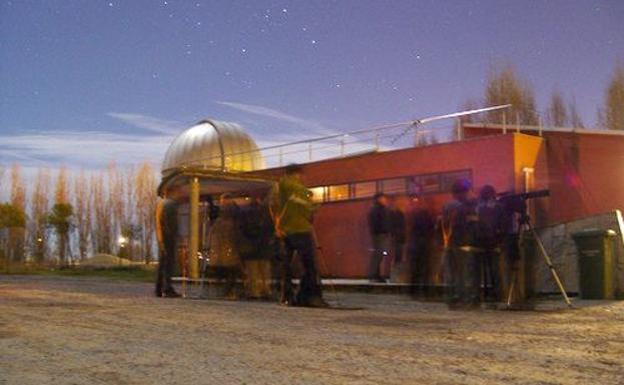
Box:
270 165 327 307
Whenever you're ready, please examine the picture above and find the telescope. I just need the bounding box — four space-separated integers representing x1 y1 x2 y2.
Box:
498 189 550 201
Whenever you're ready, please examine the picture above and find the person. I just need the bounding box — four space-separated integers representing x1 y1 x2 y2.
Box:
270 165 327 307
499 191 536 309
208 193 242 300
388 196 407 268
239 194 275 299
476 185 505 302
441 179 480 308
155 186 181 298
367 193 392 282
406 194 435 298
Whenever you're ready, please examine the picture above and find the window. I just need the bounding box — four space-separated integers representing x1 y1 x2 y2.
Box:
309 186 326 203
440 170 472 192
382 178 406 195
421 174 441 194
353 181 377 199
328 184 350 201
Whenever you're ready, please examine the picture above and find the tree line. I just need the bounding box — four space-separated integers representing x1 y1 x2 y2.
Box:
461 62 624 130
0 162 158 266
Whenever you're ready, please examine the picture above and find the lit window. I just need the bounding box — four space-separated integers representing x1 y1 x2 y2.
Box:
381 178 406 195
309 186 326 203
328 184 350 201
353 181 377 199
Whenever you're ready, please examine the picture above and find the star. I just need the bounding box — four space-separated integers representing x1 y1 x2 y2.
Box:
282 8 287 13
311 39 317 45
241 48 247 54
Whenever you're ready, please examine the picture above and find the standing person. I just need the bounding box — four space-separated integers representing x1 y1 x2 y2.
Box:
270 165 326 307
476 185 505 303
368 193 391 282
441 179 480 308
209 194 242 300
389 196 407 269
406 194 435 298
155 187 181 298
239 195 275 299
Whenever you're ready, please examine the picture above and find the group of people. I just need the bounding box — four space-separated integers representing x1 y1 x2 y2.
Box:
156 169 528 310
368 179 529 309
367 192 435 295
155 165 328 307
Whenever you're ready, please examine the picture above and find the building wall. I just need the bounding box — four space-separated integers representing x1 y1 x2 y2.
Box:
464 125 624 225
268 134 533 277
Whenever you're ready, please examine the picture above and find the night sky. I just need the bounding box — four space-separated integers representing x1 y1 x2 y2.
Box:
0 0 622 172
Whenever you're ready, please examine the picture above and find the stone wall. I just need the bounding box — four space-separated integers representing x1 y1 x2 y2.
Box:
534 210 624 298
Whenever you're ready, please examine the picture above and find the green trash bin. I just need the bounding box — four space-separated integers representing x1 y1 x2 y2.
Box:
572 229 617 299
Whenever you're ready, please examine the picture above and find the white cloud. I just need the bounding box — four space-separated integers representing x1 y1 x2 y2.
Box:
216 101 333 135
106 112 184 135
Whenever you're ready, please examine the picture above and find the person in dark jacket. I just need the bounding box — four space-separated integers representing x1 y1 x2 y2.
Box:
388 196 407 268
407 194 435 298
441 179 480 308
476 185 505 302
155 187 181 298
239 195 275 299
368 193 391 282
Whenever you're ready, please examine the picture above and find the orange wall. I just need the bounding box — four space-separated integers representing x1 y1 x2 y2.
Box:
289 134 524 277
464 126 624 225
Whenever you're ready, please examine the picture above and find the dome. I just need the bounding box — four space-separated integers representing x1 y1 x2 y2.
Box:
162 119 265 175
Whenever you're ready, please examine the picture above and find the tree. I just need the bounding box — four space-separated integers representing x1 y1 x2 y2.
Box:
568 96 585 128
135 162 158 263
91 172 111 254
108 163 125 255
9 164 26 262
600 63 624 130
546 89 568 127
0 203 27 265
484 64 538 126
73 170 91 261
29 168 50 263
47 203 73 265
49 167 73 265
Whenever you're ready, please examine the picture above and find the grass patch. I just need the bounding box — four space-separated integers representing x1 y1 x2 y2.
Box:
0 264 155 283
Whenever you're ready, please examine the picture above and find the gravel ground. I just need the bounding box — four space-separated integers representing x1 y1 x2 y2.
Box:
1 275 623 385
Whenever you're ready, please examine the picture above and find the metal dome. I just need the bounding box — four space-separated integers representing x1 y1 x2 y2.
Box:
162 119 265 175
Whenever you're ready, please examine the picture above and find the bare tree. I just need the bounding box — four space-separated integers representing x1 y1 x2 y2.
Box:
55 166 69 204
568 96 585 129
91 172 112 254
0 164 5 197
545 89 568 127
29 168 50 263
600 63 624 130
485 64 538 125
73 170 91 261
9 163 26 262
135 162 158 263
49 166 73 265
108 162 125 256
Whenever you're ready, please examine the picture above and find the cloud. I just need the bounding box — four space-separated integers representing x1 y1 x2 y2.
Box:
0 130 172 171
216 101 332 134
106 112 184 135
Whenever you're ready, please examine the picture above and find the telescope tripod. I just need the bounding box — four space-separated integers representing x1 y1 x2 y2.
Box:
506 216 573 308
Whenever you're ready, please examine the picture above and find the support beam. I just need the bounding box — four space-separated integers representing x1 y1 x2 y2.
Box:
188 177 200 279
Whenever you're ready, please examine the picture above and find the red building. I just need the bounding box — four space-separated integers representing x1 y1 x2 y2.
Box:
259 124 624 278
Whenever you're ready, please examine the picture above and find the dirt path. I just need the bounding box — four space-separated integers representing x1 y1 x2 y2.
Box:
1 275 622 385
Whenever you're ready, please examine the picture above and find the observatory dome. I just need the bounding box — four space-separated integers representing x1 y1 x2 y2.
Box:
162 119 265 176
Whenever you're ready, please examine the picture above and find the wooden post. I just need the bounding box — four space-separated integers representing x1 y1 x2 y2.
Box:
189 177 200 280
